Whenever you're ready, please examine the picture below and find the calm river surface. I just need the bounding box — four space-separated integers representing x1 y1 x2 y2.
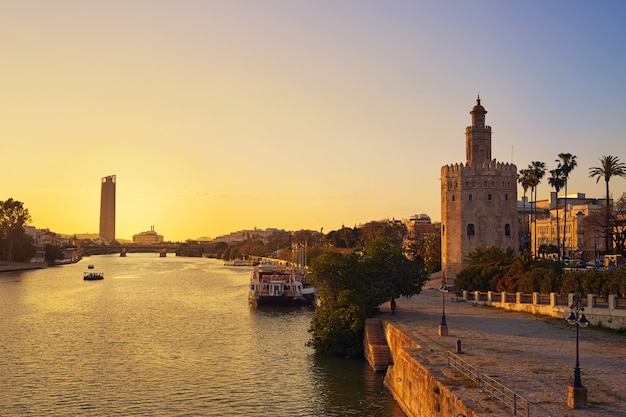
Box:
0 254 405 416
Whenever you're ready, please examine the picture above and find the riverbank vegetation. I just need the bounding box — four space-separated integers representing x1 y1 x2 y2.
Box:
307 237 429 358
454 246 626 297
0 198 36 262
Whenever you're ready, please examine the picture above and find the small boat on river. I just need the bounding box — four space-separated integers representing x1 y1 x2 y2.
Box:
248 260 317 307
83 271 104 281
87 264 95 269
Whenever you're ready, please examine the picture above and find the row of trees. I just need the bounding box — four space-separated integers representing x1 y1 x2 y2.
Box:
454 246 626 297
0 198 71 265
212 220 442 276
518 154 626 259
0 198 36 262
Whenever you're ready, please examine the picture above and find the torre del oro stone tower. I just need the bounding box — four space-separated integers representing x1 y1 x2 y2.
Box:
441 98 518 278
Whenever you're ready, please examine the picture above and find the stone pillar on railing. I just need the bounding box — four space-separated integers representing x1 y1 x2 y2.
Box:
487 291 493 303
516 292 522 304
568 292 574 307
550 292 558 307
609 294 617 310
501 291 506 303
533 292 539 305
474 291 480 302
463 290 468 301
588 294 596 308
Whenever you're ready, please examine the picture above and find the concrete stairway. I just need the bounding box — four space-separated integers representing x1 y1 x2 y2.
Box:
364 319 393 372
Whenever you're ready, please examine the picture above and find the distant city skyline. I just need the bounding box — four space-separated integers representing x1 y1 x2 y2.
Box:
2 2 625 241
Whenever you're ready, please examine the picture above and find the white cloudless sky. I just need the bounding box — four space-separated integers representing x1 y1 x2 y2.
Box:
2 1 625 241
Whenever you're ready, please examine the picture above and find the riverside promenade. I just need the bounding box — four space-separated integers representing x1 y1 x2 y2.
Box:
386 276 626 416
0 261 46 273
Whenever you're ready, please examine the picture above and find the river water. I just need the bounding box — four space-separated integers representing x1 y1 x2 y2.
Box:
0 254 405 416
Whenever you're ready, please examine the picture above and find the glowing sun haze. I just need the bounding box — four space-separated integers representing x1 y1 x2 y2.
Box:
2 1 625 241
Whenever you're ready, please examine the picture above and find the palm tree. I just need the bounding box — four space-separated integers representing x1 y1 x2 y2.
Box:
548 168 566 262
529 161 546 257
588 155 626 252
556 153 577 258
518 168 534 251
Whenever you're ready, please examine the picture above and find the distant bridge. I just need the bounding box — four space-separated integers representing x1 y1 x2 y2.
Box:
80 243 212 257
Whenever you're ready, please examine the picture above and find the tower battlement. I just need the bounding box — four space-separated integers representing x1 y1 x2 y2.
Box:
442 160 517 173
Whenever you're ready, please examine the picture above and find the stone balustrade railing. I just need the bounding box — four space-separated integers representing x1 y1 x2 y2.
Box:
462 290 626 331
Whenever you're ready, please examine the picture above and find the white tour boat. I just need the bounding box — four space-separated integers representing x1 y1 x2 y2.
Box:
248 260 317 307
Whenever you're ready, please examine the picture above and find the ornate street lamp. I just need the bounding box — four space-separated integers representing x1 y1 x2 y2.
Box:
566 285 589 409
438 273 449 336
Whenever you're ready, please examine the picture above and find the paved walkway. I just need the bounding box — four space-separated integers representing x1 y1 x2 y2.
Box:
386 277 626 417
0 261 46 272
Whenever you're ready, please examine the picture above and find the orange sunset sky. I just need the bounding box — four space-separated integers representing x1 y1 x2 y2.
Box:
2 1 625 241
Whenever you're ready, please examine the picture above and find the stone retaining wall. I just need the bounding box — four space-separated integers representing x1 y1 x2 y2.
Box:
366 321 479 417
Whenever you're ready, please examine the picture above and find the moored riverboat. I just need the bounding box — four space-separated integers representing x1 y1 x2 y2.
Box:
224 258 255 267
83 271 104 281
248 260 317 307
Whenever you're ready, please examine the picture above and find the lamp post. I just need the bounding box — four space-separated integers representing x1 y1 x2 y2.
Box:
566 285 589 409
438 273 449 336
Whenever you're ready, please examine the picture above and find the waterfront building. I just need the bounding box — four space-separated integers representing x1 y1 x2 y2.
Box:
531 192 609 261
441 98 518 278
99 175 116 243
133 226 164 244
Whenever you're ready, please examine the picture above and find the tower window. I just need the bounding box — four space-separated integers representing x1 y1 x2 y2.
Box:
467 224 475 236
469 194 472 201
505 224 511 236
452 195 456 202
488 194 492 200
505 193 508 201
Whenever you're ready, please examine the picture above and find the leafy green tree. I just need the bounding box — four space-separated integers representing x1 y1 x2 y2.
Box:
326 226 358 249
308 237 428 357
44 244 65 265
357 220 406 247
360 237 427 308
407 232 441 274
308 290 367 357
589 155 626 252
0 199 35 262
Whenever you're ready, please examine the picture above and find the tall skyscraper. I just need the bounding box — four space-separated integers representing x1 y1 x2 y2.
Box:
99 175 116 242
